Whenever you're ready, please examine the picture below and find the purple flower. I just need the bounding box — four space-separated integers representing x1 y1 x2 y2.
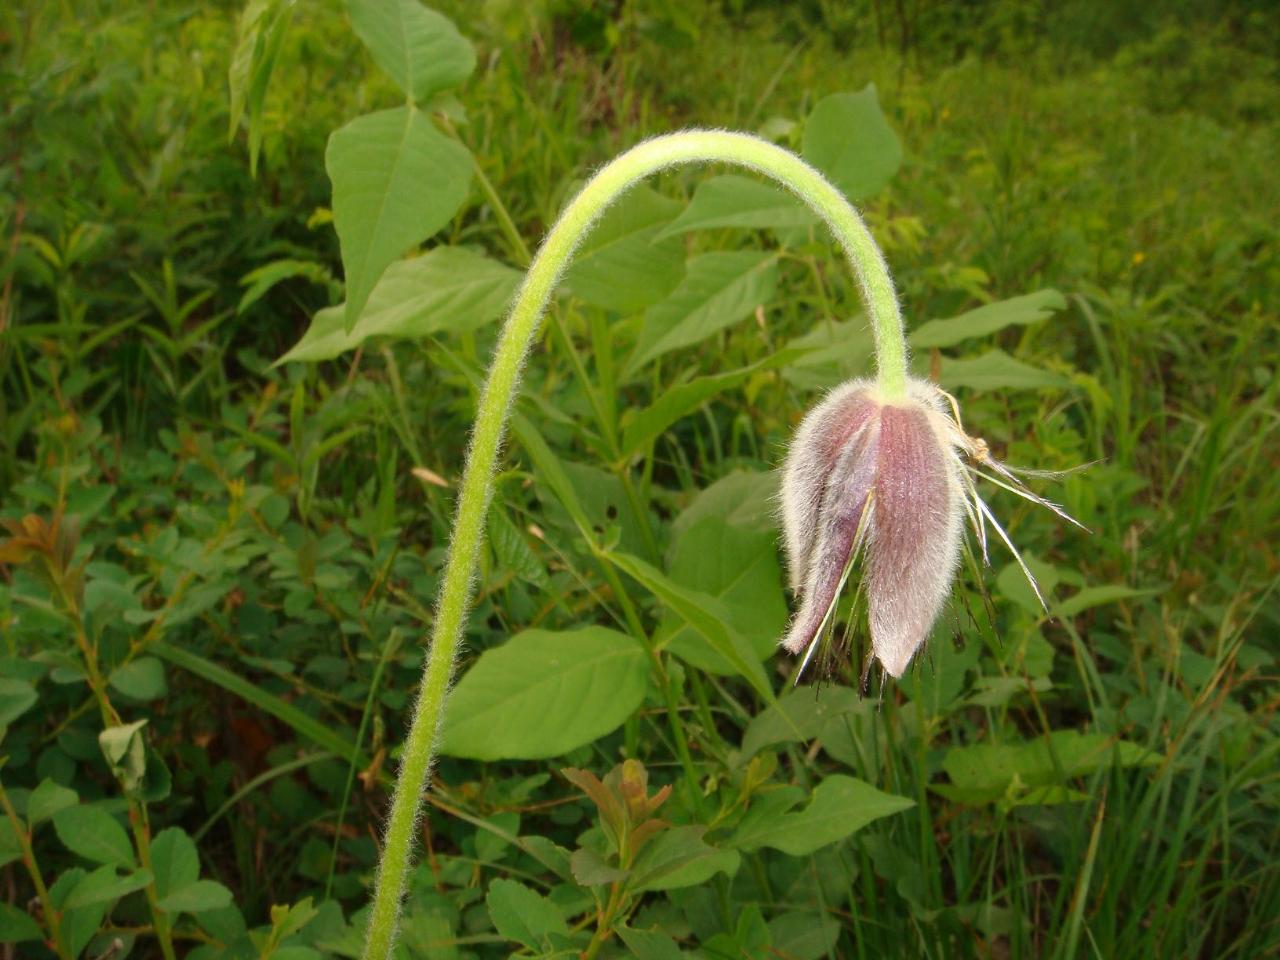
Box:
780 377 1083 679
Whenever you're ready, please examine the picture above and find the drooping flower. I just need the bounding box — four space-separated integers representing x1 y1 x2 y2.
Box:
780 376 1083 680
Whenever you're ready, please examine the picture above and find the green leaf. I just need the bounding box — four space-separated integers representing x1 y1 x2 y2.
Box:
660 518 787 674
768 912 841 960
802 85 902 200
0 902 42 944
151 828 199 902
488 506 548 587
326 106 473 330
909 290 1067 349
61 865 153 910
485 878 568 951
657 174 817 237
1053 584 1160 619
53 805 135 866
99 719 149 793
108 656 168 701
238 258 330 314
27 779 78 826
347 0 475 103
0 819 19 869
942 731 1161 804
438 627 648 760
608 552 773 701
158 880 235 914
631 826 741 893
278 247 519 363
617 925 685 960
670 470 779 540
739 685 868 759
627 251 778 374
0 677 37 727
562 186 684 313
620 350 800 458
780 317 876 392
227 0 296 175
47 868 106 960
936 349 1070 391
732 775 914 855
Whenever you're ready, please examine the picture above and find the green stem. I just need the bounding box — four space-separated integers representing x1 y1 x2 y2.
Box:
361 129 905 960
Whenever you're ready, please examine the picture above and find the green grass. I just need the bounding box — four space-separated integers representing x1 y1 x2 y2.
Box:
1 1 1277 958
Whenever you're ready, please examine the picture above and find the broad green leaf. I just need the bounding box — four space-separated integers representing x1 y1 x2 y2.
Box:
108 656 168 701
562 187 684 313
0 677 37 727
617 926 685 960
802 85 902 200
278 247 519 363
629 825 740 893
620 349 800 458
936 349 1070 391
0 902 42 944
61 866 153 910
732 775 914 855
627 251 778 374
47 868 106 960
438 627 648 760
326 106 473 330
608 551 773 700
27 779 78 826
660 518 787 674
151 828 199 902
768 912 841 960
670 470 779 541
485 878 568 952
53 806 135 866
347 0 475 103
780 317 875 392
909 290 1067 349
534 459 651 558
942 731 1161 804
657 174 817 237
739 684 868 759
158 880 235 914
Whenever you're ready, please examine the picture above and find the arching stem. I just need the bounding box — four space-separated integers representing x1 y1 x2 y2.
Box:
362 129 906 960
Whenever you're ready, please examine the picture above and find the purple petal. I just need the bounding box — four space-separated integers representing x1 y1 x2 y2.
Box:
866 402 963 677
781 415 880 656
780 381 879 594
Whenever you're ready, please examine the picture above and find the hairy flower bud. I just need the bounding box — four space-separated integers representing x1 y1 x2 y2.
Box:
780 379 964 677
780 376 1082 680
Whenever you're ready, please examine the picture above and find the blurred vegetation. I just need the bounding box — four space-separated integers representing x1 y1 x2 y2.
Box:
1 1 1277 958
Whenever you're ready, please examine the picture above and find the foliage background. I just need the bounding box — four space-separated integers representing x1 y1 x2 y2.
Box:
1 0 1277 957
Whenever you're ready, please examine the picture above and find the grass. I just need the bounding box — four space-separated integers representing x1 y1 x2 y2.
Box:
1 1 1277 957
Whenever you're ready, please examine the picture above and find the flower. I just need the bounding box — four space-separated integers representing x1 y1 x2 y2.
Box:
779 376 1083 680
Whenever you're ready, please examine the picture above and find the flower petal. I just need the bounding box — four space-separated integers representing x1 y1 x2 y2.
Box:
780 414 880 656
779 380 879 593
866 402 964 677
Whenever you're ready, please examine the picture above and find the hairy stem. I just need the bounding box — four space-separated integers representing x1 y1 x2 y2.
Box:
362 129 904 959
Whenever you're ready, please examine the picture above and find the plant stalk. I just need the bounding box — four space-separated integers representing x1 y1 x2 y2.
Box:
362 129 905 959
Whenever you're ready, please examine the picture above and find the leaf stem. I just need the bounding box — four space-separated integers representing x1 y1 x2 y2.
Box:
361 129 904 959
